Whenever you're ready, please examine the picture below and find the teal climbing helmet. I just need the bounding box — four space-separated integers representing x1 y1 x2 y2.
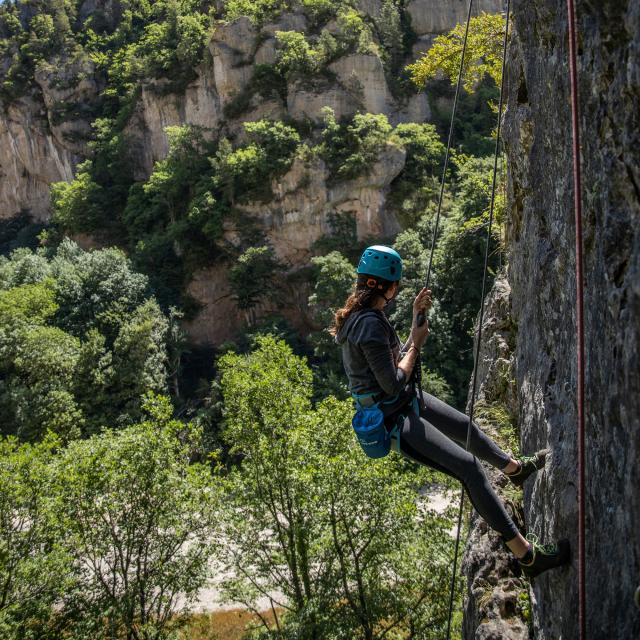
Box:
357 245 403 282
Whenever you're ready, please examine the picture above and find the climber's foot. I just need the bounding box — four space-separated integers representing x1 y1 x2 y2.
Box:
518 534 571 579
505 449 549 487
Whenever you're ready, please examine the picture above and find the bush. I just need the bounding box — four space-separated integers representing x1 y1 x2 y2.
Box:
319 107 394 181
275 30 320 79
0 241 170 439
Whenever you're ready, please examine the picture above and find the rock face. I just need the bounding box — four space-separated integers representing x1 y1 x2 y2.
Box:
406 0 504 36
185 144 405 343
0 1 503 223
489 0 640 637
0 1 514 344
460 275 530 640
0 97 76 221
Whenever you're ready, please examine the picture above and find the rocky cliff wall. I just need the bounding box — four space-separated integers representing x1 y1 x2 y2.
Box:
0 1 502 343
0 1 502 222
461 274 531 639
466 1 640 637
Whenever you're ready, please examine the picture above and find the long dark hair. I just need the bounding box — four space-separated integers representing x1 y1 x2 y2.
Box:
329 274 395 336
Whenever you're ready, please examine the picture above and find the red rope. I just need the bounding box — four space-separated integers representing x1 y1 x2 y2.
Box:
566 1 586 638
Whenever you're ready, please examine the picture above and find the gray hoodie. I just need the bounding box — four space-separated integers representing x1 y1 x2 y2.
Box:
335 308 410 400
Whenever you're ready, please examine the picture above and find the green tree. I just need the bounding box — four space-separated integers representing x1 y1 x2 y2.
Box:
407 12 507 92
375 0 405 73
388 122 446 227
275 30 320 80
0 436 73 639
51 395 219 640
0 242 171 439
319 108 394 182
224 0 285 25
307 251 355 398
228 246 284 319
420 158 502 407
216 336 457 639
50 239 149 342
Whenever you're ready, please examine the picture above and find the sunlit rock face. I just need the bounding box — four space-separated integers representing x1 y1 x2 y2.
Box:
460 1 639 638
0 97 76 221
0 1 505 223
406 0 503 36
1 1 512 344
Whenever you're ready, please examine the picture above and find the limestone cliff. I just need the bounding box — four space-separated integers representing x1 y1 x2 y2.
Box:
461 275 530 639
0 0 502 343
463 1 639 637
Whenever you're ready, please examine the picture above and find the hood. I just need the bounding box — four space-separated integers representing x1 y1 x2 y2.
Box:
334 311 361 345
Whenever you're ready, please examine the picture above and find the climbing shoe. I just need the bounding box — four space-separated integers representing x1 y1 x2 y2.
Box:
518 533 571 579
505 449 549 487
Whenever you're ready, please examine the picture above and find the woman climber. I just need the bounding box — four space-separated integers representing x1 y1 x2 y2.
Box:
332 245 570 578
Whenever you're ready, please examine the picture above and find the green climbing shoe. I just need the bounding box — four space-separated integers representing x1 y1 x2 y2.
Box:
506 449 549 487
518 533 571 579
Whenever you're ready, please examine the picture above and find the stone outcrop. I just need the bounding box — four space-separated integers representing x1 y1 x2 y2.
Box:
33 54 101 156
185 143 405 343
406 0 504 36
462 1 640 638
0 97 76 221
460 275 530 639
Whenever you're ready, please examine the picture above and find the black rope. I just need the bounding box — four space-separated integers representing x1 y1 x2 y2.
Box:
413 0 477 419
412 1 511 637
409 0 476 628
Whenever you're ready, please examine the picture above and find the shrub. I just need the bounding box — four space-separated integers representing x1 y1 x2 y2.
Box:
319 107 394 181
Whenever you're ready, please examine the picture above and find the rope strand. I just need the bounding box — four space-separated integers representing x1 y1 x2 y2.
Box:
442 2 511 636
566 0 586 637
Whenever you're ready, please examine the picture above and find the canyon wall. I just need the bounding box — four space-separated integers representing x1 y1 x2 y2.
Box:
0 0 502 344
464 1 639 637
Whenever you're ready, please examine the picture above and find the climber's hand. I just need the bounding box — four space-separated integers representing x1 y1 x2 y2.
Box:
412 287 432 317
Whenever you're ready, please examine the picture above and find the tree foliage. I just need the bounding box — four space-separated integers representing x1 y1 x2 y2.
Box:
0 436 71 639
319 107 395 181
216 336 458 639
388 122 446 227
0 398 219 640
406 12 507 92
51 395 218 640
0 241 169 440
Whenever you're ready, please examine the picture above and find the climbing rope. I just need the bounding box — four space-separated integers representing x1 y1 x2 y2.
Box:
566 0 586 637
412 0 512 636
413 0 477 417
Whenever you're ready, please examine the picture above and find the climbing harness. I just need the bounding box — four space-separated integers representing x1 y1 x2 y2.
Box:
566 0 586 636
410 0 512 636
347 306 415 458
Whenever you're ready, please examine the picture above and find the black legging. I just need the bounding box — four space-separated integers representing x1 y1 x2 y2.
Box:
385 389 520 540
